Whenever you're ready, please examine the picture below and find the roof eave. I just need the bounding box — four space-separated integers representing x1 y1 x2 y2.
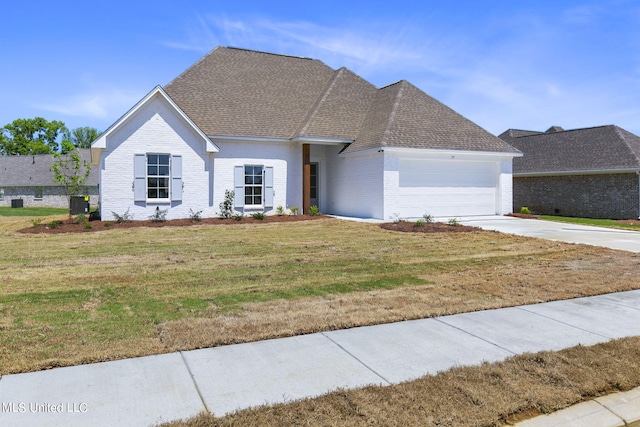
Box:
90 86 219 162
515 168 640 177
341 146 523 158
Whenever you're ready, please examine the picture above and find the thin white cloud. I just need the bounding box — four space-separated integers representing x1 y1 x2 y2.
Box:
164 15 445 82
161 8 640 136
36 89 142 120
562 4 605 25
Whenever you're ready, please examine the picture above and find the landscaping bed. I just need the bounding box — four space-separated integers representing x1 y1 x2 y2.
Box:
17 214 325 234
380 221 480 233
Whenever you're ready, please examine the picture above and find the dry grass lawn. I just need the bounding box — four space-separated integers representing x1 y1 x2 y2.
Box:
3 214 640 425
1 215 640 379
162 336 640 426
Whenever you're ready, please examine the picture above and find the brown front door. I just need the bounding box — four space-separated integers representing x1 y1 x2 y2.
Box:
310 163 318 208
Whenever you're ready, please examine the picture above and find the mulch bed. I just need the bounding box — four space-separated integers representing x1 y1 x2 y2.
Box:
380 221 481 233
18 214 326 234
505 213 539 219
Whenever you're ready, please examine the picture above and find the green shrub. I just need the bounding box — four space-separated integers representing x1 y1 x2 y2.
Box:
520 206 531 215
83 222 92 230
189 208 202 222
47 220 62 229
112 208 133 223
251 212 266 220
448 218 460 226
309 205 321 216
414 219 425 227
104 221 113 227
219 190 235 219
76 214 86 224
31 218 43 227
276 205 284 216
290 206 298 215
149 207 168 222
422 213 433 223
232 213 245 221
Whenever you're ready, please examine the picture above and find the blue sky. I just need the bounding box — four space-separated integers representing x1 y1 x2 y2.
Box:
2 0 639 136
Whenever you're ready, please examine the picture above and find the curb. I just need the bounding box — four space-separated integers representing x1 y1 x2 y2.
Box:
516 387 640 426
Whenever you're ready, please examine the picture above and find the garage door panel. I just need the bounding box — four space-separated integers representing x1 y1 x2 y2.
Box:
398 158 498 217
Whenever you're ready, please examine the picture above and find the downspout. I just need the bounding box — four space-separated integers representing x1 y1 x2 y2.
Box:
637 171 640 220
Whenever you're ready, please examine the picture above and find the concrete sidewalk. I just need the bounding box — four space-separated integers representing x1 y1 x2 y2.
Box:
457 215 640 253
1 290 640 427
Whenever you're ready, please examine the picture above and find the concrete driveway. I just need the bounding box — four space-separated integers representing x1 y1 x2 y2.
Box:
458 216 640 253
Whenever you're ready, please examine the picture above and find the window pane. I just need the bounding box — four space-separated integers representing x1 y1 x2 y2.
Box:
159 155 170 165
254 166 263 175
245 176 254 185
158 189 169 199
245 195 252 204
159 178 169 187
148 154 158 164
149 189 158 198
254 187 262 196
245 165 252 175
148 178 158 187
159 166 169 176
148 166 157 175
254 175 262 185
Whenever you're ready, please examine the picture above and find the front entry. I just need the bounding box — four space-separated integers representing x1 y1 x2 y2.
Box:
310 162 319 207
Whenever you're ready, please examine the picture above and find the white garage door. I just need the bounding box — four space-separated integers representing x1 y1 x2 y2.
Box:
398 158 497 217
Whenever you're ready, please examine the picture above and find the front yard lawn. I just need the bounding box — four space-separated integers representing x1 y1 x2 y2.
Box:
539 215 640 231
2 216 640 376
0 206 68 217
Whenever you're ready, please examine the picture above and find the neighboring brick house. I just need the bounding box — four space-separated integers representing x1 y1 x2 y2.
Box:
499 126 640 219
92 47 521 221
0 149 99 208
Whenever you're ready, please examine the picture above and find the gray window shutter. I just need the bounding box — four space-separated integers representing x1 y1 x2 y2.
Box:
234 166 244 208
134 154 146 201
264 166 274 207
171 155 182 201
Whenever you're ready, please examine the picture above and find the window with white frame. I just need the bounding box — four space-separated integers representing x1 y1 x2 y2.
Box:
133 153 182 203
244 165 263 205
34 187 43 200
147 154 170 199
234 165 274 209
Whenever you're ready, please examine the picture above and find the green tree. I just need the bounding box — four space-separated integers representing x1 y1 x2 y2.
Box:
0 117 68 155
64 126 101 149
51 140 92 221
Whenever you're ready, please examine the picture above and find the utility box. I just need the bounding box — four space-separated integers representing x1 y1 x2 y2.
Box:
11 199 23 208
70 196 90 215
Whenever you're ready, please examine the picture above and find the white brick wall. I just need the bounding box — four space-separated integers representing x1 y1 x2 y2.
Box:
99 94 213 221
325 147 384 219
98 94 304 220
212 140 301 215
96 92 515 221
498 157 514 215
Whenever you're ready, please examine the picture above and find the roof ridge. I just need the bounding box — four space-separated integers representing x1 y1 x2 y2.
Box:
224 46 316 61
295 67 345 138
380 81 407 146
165 47 222 88
612 125 640 167
508 125 620 140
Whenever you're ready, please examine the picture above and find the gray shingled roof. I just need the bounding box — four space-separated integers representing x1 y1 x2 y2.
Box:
499 125 640 174
165 47 336 139
0 149 98 187
164 47 519 154
348 81 519 153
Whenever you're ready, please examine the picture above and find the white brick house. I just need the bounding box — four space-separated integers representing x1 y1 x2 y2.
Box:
92 47 520 221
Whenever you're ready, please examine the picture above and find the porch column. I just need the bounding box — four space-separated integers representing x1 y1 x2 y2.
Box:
303 143 310 214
